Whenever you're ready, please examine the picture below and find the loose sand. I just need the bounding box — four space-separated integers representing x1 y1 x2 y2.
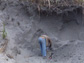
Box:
0 0 84 63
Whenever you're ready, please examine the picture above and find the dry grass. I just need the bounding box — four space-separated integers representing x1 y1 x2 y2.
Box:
20 0 84 7
20 0 84 13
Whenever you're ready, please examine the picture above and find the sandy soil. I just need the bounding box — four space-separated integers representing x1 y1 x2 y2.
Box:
0 0 84 63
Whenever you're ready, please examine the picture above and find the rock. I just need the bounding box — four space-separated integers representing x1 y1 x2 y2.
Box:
6 54 14 59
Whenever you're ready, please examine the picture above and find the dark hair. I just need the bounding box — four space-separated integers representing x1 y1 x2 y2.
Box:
48 39 52 50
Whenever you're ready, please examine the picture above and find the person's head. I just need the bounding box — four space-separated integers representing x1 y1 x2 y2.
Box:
48 39 52 49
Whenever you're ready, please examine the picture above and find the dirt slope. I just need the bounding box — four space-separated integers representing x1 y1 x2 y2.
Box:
0 0 84 63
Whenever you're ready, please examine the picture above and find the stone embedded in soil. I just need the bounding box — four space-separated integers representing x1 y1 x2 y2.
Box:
6 54 14 59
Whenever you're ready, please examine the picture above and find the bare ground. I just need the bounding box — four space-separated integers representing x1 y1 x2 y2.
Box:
0 0 84 63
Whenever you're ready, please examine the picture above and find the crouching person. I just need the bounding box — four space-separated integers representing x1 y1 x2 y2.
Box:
38 35 52 58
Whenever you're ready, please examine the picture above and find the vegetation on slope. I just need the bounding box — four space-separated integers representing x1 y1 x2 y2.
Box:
20 0 84 11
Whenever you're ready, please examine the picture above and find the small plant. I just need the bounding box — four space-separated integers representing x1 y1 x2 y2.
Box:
2 23 7 39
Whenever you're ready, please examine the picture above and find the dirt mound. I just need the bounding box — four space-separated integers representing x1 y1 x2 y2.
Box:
0 0 84 63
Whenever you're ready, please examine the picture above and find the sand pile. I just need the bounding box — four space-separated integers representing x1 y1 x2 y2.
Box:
0 0 84 63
